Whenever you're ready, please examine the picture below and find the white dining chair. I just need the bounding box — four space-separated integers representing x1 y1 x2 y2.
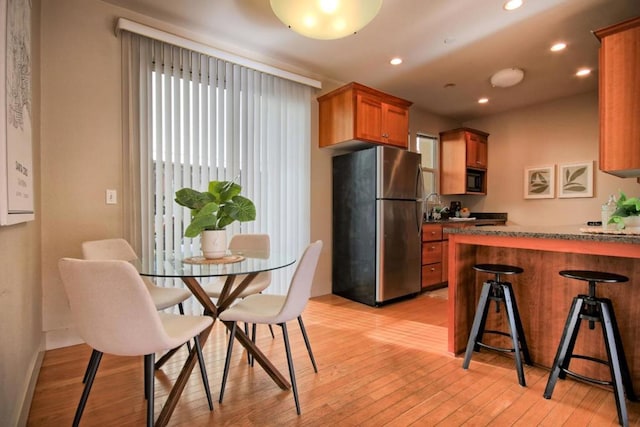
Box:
218 240 323 415
58 258 214 427
81 238 194 381
203 233 275 350
202 233 272 300
82 238 192 313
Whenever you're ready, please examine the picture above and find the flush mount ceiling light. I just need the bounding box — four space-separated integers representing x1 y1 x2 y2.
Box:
490 67 525 88
270 0 383 40
503 0 523 11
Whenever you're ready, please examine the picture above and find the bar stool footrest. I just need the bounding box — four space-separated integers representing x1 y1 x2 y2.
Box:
477 330 518 353
561 353 613 386
562 368 613 387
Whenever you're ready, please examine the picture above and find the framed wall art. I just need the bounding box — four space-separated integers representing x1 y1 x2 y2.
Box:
558 161 593 198
0 0 34 225
524 165 555 199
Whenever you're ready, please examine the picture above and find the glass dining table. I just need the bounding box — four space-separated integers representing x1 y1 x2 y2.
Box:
132 249 296 427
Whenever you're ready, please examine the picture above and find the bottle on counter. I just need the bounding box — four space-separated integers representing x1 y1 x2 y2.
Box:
601 194 617 230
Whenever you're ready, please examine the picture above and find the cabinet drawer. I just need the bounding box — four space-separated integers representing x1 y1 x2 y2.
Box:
422 263 443 288
422 224 443 241
422 241 442 264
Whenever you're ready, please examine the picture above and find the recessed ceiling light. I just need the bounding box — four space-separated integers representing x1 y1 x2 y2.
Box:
503 0 523 11
550 42 567 52
390 57 403 65
478 98 489 104
576 68 591 77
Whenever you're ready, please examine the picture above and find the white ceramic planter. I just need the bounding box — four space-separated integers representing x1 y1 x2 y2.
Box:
201 230 227 259
622 216 640 230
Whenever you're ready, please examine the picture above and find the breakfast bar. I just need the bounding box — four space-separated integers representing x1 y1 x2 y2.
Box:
446 225 640 390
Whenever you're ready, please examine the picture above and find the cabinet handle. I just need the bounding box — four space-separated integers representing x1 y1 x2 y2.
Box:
430 246 436 250
430 267 436 272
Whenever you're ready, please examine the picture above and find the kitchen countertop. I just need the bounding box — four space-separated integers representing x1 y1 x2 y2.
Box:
444 224 640 244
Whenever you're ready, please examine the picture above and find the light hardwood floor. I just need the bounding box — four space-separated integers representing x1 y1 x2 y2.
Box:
28 291 640 426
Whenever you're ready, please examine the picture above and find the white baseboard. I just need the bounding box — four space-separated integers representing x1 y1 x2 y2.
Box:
13 336 45 427
45 327 84 350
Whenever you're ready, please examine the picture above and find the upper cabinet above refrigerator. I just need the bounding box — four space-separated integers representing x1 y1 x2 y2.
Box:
318 82 413 150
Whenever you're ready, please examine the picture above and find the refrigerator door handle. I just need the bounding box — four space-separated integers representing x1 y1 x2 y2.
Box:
416 167 424 231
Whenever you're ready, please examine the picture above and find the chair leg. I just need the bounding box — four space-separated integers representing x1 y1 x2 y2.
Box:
73 350 103 427
297 316 318 373
462 281 492 369
144 354 155 427
248 324 275 367
600 300 631 426
82 349 101 384
144 355 150 400
244 322 251 364
544 296 583 399
603 299 637 402
281 322 301 415
502 284 526 387
503 282 532 365
250 323 257 367
194 336 214 411
219 321 237 404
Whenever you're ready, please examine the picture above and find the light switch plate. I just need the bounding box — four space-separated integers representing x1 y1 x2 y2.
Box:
106 189 117 205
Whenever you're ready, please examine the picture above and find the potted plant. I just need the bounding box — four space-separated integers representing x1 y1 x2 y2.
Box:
175 180 256 258
608 191 640 230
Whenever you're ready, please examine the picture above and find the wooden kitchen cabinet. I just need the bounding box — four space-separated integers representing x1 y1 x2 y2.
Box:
423 219 507 287
421 224 444 290
465 131 488 168
594 17 640 178
318 82 413 149
440 127 489 195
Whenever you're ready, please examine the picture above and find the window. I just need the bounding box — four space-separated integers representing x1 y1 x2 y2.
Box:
417 133 439 196
122 32 313 313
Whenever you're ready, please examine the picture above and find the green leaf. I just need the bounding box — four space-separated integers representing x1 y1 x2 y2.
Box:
175 188 214 210
568 167 586 183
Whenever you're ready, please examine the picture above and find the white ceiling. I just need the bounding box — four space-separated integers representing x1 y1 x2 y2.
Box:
101 0 640 121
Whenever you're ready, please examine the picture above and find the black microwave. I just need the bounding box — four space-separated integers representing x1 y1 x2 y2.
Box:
466 170 485 193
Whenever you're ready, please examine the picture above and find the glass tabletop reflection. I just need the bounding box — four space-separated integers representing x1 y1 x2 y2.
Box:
133 250 296 278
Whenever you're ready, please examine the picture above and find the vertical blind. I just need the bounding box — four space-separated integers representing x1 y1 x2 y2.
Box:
121 32 312 314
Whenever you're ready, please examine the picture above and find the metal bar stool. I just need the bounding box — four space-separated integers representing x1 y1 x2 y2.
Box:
544 270 637 427
462 263 532 386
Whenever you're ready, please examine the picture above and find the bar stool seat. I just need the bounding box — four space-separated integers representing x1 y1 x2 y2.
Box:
544 270 637 427
462 264 531 387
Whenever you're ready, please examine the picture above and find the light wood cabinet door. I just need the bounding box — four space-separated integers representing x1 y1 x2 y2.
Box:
595 17 640 178
383 103 410 148
318 82 412 149
466 132 488 169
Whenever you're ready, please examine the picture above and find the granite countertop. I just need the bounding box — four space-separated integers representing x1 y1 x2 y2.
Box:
444 224 640 244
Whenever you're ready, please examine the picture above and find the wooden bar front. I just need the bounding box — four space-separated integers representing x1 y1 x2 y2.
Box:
447 226 640 390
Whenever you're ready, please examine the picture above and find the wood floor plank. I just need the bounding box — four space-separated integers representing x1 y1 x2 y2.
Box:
27 292 640 426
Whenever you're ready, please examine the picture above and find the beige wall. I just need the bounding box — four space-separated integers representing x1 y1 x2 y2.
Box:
460 92 638 225
0 1 43 425
4 0 636 421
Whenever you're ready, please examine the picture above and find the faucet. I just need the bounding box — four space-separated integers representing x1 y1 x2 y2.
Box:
424 192 441 221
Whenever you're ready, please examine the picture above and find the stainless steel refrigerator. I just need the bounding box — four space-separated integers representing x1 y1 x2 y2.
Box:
332 146 423 306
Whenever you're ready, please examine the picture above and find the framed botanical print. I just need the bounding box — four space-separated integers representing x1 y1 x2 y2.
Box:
558 161 594 198
524 165 555 199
